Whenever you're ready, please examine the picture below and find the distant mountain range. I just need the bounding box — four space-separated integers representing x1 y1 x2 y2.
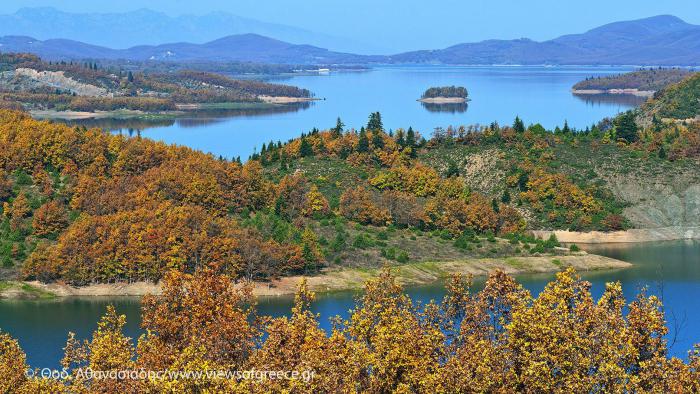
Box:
0 14 699 65
0 7 371 53
0 34 380 64
392 15 700 65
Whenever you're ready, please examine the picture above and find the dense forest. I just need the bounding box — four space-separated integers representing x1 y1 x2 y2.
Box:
0 53 311 112
0 69 698 285
2 267 699 392
421 86 468 99
573 68 694 92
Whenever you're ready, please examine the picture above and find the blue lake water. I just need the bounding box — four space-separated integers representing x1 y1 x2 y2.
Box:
2 241 698 368
100 65 642 159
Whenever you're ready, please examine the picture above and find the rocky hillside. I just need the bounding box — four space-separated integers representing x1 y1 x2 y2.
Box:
0 53 312 112
422 141 700 229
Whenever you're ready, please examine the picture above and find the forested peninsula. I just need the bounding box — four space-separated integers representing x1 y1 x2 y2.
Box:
572 68 695 97
0 68 696 298
0 53 314 119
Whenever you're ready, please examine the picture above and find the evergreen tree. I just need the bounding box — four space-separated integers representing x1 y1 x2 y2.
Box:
613 111 638 143
658 145 667 159
127 71 134 83
513 116 525 133
357 128 369 153
367 112 383 131
371 130 384 149
332 117 344 138
299 137 314 157
562 120 571 134
501 189 511 204
406 127 416 148
396 129 406 147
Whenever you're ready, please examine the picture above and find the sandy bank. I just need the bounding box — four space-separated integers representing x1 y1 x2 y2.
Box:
258 96 319 104
30 109 180 120
531 226 700 244
24 281 162 297
250 254 630 296
6 254 630 299
417 97 468 104
571 88 655 97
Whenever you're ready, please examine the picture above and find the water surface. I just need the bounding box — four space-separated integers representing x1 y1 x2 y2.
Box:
66 65 640 159
2 241 698 368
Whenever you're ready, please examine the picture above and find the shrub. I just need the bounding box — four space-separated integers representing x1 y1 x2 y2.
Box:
396 251 409 263
352 234 374 249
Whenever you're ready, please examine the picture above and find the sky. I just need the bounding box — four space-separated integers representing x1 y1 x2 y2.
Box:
2 0 700 52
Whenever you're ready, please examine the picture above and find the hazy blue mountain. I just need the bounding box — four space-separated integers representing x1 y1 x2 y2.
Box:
390 15 700 65
0 7 371 53
0 34 383 64
1 15 698 66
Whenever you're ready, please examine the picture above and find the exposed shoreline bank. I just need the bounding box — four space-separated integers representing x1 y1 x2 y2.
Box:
1 253 630 300
258 96 320 104
28 97 315 120
417 96 469 104
531 226 700 244
571 88 655 97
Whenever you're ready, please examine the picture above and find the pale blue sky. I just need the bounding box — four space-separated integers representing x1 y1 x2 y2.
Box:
2 0 699 52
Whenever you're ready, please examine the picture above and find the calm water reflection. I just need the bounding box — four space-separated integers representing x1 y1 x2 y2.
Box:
2 240 698 368
60 65 641 160
420 101 469 113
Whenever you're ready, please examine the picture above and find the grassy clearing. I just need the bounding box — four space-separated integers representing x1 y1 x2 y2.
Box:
0 281 56 300
255 253 632 296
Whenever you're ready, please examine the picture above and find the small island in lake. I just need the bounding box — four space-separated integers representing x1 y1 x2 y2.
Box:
418 85 469 103
572 68 694 97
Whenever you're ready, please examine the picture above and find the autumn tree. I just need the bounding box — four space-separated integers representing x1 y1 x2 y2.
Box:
139 269 260 370
7 192 30 231
303 184 330 217
32 200 69 237
339 186 390 226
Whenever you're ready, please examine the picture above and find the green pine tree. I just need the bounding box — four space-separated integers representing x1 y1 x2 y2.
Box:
357 128 369 153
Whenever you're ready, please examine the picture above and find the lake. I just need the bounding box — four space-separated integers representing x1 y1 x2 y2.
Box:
67 65 642 160
7 64 696 369
1 241 698 368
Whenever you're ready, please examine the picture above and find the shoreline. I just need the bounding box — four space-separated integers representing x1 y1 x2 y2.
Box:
28 97 315 120
258 96 320 104
417 96 469 104
571 88 655 97
531 226 700 244
2 253 630 300
29 109 181 120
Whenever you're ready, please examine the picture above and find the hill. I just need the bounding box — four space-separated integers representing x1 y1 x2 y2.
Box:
0 34 381 64
0 7 367 53
390 15 700 65
0 53 312 113
2 15 700 65
572 68 695 93
0 70 698 288
638 72 700 121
